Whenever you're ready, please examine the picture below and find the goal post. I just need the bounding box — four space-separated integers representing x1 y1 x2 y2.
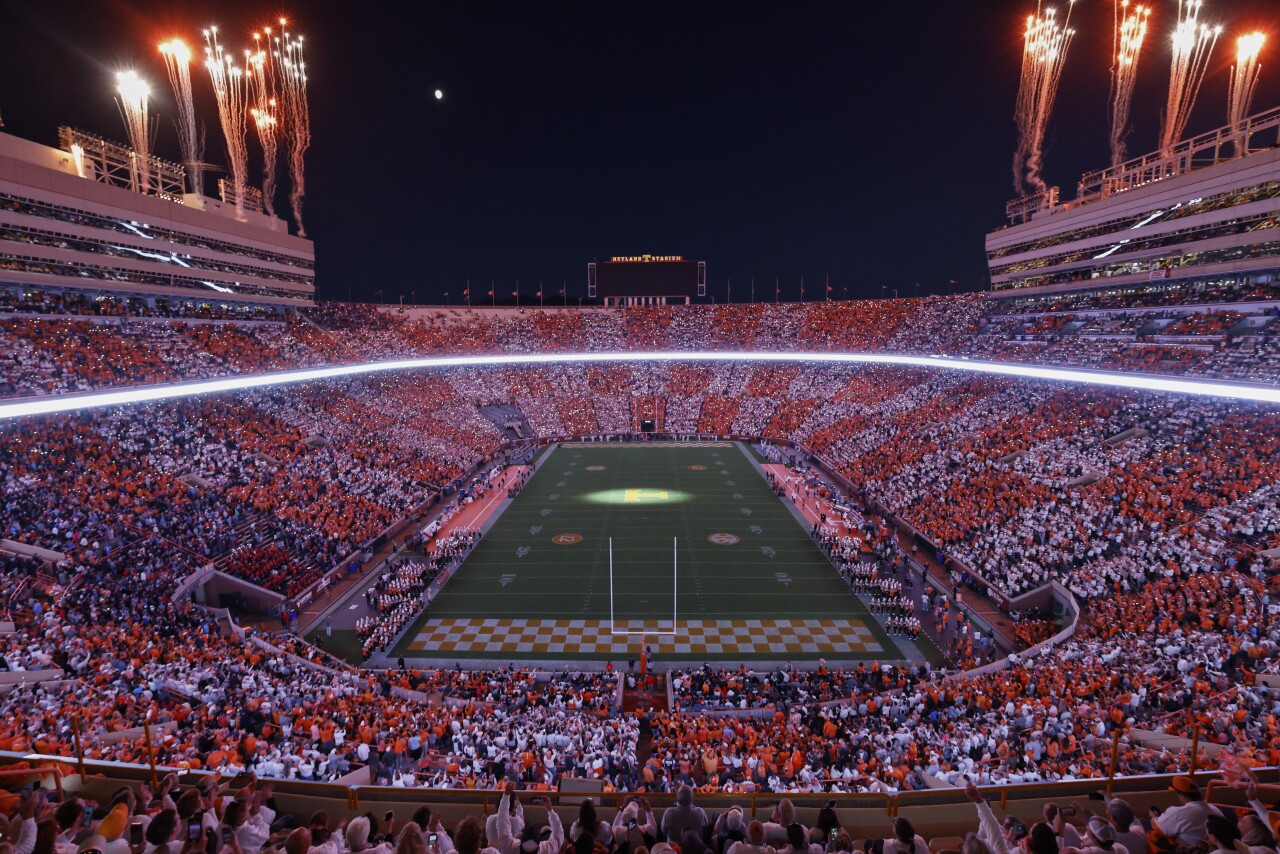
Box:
608 536 678 635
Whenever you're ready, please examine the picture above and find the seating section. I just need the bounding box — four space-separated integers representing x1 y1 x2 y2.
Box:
0 286 1277 803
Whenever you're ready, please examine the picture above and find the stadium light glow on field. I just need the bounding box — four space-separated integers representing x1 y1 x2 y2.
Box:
584 488 694 506
2 351 1280 421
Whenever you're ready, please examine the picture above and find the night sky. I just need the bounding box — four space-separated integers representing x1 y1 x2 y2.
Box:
3 0 1279 303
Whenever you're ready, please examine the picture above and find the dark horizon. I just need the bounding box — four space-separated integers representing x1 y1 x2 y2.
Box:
3 0 1279 305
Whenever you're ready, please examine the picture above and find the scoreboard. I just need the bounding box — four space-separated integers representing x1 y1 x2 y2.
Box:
589 256 705 305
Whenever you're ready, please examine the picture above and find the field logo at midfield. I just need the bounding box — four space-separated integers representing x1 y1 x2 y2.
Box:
552 533 583 545
708 533 740 545
687 465 708 471
586 465 606 471
624 488 669 502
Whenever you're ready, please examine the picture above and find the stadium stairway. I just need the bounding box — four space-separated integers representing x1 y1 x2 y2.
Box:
621 693 661 770
478 403 531 440
621 672 668 714
891 526 1018 648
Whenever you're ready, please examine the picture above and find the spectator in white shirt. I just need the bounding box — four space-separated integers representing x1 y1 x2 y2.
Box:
1153 776 1222 847
492 793 562 854
347 817 393 854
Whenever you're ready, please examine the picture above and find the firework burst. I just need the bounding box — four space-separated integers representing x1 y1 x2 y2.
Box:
1108 1 1151 166
159 39 202 194
1159 1 1221 152
115 70 152 193
204 27 251 217
247 36 280 216
273 19 311 236
1013 2 1078 196
1228 32 1266 143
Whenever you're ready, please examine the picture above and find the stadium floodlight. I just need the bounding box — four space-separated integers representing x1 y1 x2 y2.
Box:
2 351 1280 421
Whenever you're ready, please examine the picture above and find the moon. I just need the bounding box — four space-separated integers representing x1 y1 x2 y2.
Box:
434 89 443 100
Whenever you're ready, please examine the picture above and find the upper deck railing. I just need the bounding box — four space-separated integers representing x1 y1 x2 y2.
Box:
1002 106 1280 226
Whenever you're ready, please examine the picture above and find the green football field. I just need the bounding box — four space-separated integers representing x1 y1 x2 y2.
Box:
389 442 908 662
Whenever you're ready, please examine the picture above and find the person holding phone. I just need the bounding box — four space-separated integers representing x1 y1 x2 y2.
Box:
493 791 563 854
140 808 182 854
4 788 42 854
612 797 656 842
53 796 92 854
345 817 392 854
713 805 748 854
129 820 145 848
965 780 1011 854
484 786 524 844
174 788 216 841
220 783 277 854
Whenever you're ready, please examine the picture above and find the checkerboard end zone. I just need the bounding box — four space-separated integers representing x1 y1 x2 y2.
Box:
407 618 883 658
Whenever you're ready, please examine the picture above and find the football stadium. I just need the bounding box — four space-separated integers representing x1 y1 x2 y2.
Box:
378 442 909 664
0 3 1279 854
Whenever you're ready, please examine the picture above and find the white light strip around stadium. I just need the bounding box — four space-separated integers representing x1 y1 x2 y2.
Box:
2 351 1279 421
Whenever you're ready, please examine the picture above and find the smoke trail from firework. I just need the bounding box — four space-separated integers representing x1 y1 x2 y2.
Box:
1159 1 1221 151
247 36 279 216
204 27 251 217
1108 1 1151 166
1228 32 1266 138
159 39 202 194
115 70 152 193
274 19 311 236
1013 3 1077 196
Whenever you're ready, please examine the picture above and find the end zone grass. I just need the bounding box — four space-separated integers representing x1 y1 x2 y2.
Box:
391 443 908 662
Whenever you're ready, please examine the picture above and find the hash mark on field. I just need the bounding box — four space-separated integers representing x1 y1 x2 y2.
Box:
549 494 560 500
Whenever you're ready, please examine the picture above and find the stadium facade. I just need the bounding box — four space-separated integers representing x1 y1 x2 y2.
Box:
0 127 314 308
987 107 1280 303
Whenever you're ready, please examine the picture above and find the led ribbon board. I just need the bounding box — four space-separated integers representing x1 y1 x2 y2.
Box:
2 351 1279 421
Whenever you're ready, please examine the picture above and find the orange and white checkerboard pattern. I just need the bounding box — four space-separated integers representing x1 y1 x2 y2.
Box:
406 618 882 657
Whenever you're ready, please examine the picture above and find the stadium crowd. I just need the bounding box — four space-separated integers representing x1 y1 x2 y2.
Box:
0 287 1278 811
5 769 1278 854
